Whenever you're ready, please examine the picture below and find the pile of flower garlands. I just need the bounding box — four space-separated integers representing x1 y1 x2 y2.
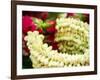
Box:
25 17 89 68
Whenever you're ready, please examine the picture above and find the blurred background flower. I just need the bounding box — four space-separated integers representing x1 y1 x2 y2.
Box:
23 11 48 20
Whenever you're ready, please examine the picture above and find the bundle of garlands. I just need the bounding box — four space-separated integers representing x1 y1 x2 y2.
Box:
23 13 89 68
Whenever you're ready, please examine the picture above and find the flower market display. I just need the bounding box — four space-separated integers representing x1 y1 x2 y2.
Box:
22 11 89 68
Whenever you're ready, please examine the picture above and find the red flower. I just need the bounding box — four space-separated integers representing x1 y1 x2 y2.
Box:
22 16 37 56
40 12 48 20
51 42 58 50
46 35 58 50
46 20 57 33
46 26 56 33
23 12 48 20
67 13 75 17
46 35 55 42
37 28 43 34
22 16 36 34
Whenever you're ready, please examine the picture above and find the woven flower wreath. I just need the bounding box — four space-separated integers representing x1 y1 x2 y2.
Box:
23 14 89 68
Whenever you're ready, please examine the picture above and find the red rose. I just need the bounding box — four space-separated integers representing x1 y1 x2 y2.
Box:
22 16 36 34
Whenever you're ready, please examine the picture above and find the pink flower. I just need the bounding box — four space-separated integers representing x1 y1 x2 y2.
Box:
46 20 57 33
22 16 36 34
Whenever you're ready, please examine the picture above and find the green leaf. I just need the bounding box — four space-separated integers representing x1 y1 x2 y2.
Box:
22 55 32 69
47 12 59 20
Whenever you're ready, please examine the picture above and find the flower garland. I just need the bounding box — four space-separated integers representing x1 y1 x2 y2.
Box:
25 30 89 68
24 17 89 68
55 18 89 54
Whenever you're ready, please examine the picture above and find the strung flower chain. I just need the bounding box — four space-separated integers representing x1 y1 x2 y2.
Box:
55 18 89 54
25 31 89 68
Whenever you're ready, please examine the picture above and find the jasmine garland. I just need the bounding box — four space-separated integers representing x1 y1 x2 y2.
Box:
55 18 89 54
25 18 89 68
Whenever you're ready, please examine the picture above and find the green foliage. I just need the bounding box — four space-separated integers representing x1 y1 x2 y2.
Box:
22 55 32 69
